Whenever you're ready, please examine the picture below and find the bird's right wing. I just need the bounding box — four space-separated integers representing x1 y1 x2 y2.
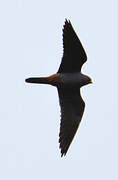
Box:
57 87 85 156
58 19 87 73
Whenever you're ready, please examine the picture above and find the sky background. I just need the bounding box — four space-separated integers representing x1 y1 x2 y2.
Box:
0 0 118 179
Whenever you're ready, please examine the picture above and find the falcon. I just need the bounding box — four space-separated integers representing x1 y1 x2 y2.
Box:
25 19 92 157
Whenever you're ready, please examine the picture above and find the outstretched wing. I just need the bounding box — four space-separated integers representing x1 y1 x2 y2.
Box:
58 19 87 73
57 87 85 156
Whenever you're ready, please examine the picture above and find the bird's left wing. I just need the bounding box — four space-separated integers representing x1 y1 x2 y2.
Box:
57 87 85 156
58 19 87 73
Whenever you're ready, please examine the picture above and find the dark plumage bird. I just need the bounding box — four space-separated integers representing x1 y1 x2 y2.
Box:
25 19 92 157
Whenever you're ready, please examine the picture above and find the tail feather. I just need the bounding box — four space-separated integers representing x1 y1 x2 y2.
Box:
25 74 60 86
25 77 49 84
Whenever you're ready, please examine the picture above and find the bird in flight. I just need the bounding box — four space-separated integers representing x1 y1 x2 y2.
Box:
25 19 92 157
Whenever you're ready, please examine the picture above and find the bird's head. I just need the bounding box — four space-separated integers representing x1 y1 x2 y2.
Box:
88 77 92 84
80 74 92 87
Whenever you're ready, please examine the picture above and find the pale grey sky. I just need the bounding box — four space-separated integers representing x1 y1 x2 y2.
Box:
0 0 118 179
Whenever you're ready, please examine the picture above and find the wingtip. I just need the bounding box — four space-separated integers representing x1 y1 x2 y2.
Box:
60 151 66 157
63 19 71 31
61 149 67 157
64 18 71 24
63 19 67 28
65 18 68 22
59 141 68 157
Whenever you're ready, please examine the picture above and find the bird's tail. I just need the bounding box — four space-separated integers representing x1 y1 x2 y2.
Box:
25 77 50 84
25 74 61 86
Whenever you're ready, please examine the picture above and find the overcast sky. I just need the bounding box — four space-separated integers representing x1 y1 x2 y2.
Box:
0 0 118 179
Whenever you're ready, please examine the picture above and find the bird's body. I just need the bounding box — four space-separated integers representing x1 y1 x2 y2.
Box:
26 73 91 88
26 19 92 156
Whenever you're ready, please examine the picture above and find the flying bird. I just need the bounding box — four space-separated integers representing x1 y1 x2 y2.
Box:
25 19 92 157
